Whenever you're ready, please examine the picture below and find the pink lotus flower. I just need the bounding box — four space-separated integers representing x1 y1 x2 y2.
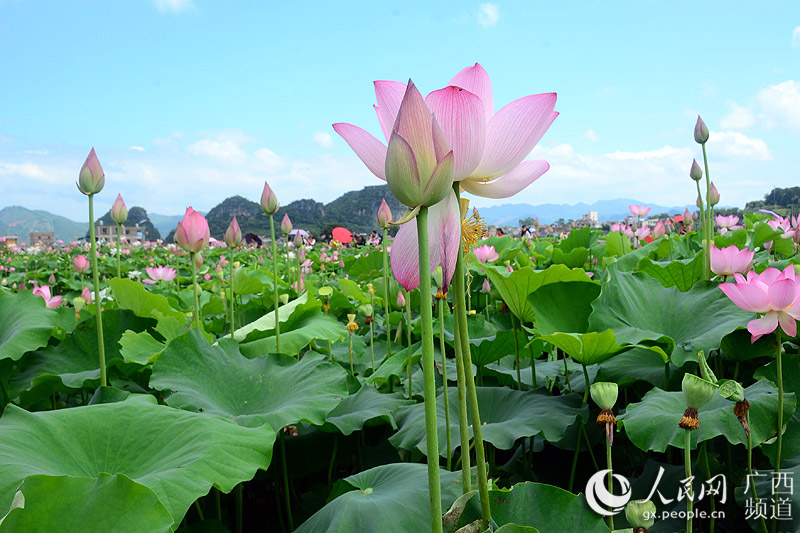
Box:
110 194 128 224
175 207 210 254
652 220 666 239
261 182 279 215
710 245 755 277
715 215 741 235
145 266 177 284
473 244 499 263
32 284 63 309
73 254 90 274
629 205 651 218
81 285 92 304
719 265 800 342
634 226 651 239
281 213 293 234
76 148 105 195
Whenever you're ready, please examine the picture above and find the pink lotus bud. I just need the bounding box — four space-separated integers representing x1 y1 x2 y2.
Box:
224 216 242 248
396 290 406 308
696 195 702 208
281 214 293 234
482 278 491 294
653 220 665 239
77 148 105 195
683 208 693 227
204 273 212 281
261 181 279 215
710 244 754 276
293 232 303 247
194 252 204 269
73 255 90 273
338 258 345 268
694 115 709 144
376 198 393 229
385 80 454 208
298 247 306 262
690 159 703 181
32 285 63 309
708 182 720 206
81 285 92 304
48 273 56 285
174 207 210 253
110 194 128 224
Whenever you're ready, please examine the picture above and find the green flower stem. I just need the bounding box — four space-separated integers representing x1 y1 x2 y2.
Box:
439 298 452 471
406 294 413 400
685 428 693 533
775 328 784 473
415 206 443 533
569 363 592 491
279 431 293 531
369 292 376 372
484 292 490 321
269 214 281 353
747 410 769 533
235 484 243 533
190 252 201 329
383 228 392 358
701 142 713 280
229 250 235 334
606 432 614 531
695 179 710 281
700 444 716 532
528 342 537 388
88 194 107 387
453 237 492 526
452 305 471 491
511 315 522 390
115 222 122 279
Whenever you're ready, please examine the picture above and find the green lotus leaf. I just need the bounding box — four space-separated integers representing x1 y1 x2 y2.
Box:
637 254 703 292
538 330 623 366
322 385 414 435
0 291 58 362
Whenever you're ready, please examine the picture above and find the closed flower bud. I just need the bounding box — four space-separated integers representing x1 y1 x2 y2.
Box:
625 499 656 530
376 198 393 229
481 278 491 294
396 290 406 308
281 213 293 234
694 115 709 144
224 216 242 248
260 181 279 215
689 159 703 182
652 220 665 239
708 181 720 206
77 148 105 195
110 194 128 224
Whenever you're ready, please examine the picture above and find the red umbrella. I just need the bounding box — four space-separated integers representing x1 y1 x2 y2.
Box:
332 227 353 244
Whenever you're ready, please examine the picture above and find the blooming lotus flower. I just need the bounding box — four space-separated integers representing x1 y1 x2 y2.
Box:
32 284 63 309
261 181 279 215
144 266 177 284
76 148 105 195
110 194 128 224
634 226 651 240
473 244 499 263
174 207 210 254
376 198 393 229
74 254 90 273
716 215 741 235
281 214 293 234
719 265 800 342
652 220 666 239
710 245 755 277
629 205 651 218
224 216 242 248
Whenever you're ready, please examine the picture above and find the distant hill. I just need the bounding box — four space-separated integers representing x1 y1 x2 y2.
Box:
0 205 88 242
94 206 161 241
148 213 185 238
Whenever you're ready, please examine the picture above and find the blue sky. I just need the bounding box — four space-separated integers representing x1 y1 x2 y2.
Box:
1 0 799 222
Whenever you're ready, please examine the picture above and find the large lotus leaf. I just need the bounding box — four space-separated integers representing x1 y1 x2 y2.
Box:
538 330 624 366
0 401 274 528
720 328 776 362
551 247 589 269
119 330 166 365
527 279 601 334
107 278 187 340
239 314 347 357
0 291 57 361
231 292 313 341
558 227 594 252
610 237 663 272
295 463 463 533
440 315 525 366
484 265 594 323
754 354 800 467
390 387 587 456
618 380 795 452
150 329 348 429
231 267 266 295
588 271 753 367
0 474 173 533
484 357 595 394
322 386 414 435
343 253 384 282
595 346 668 387
604 231 631 258
637 254 703 292
8 336 100 404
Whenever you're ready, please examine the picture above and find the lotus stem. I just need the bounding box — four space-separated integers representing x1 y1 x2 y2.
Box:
235 484 243 533
229 250 235 334
406 293 413 399
512 315 522 390
701 142 713 281
746 409 769 533
115 222 122 279
269 214 281 353
415 206 443 533
773 328 784 533
279 430 293 531
685 428 693 533
606 432 614 531
88 194 107 387
695 178 710 281
452 305 471 492
190 252 201 329
528 342 537 388
383 228 392 358
439 298 452 471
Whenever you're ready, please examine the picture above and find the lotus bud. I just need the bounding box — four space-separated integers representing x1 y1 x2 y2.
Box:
48 273 56 285
193 252 204 269
279 294 289 305
432 266 444 289
689 159 703 182
293 232 303 247
652 220 665 239
481 278 491 294
694 115 709 144
260 181 279 215
708 181 720 206
338 258 345 268
590 382 619 410
298 247 305 262
81 285 92 304
110 194 128 224
224 216 242 248
376 198 393 229
396 290 406 308
696 195 702 209
625 499 656 530
358 303 373 317
175 207 210 254
77 148 105 195
0 278 6 287
281 214 293 234
683 208 693 227
385 80 454 208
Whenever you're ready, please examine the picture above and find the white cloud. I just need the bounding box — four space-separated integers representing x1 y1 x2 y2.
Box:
253 148 285 172
709 131 771 160
312 131 333 149
130 146 145 152
0 162 52 182
23 149 48 155
793 26 800 48
477 3 499 28
757 80 800 131
581 130 599 142
152 0 194 13
719 100 756 130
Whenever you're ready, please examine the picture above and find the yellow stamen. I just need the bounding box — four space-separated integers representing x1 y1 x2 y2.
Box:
461 206 487 255
346 313 359 333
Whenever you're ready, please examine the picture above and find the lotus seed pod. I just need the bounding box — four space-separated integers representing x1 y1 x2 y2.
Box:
358 303 373 317
432 265 444 289
590 382 619 409
625 499 656 529
682 373 717 410
279 294 289 305
318 286 333 298
719 379 745 403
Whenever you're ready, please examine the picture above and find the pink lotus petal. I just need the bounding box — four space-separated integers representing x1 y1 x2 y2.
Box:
426 85 485 180
748 312 779 342
769 278 797 310
757 268 783 286
142 279 157 285
719 282 770 313
461 159 550 199
472 95 557 179
449 63 494 123
332 123 387 180
393 80 437 181
374 80 407 142
778 311 798 338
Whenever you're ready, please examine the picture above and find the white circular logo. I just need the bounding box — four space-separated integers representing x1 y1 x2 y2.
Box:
585 469 632 516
